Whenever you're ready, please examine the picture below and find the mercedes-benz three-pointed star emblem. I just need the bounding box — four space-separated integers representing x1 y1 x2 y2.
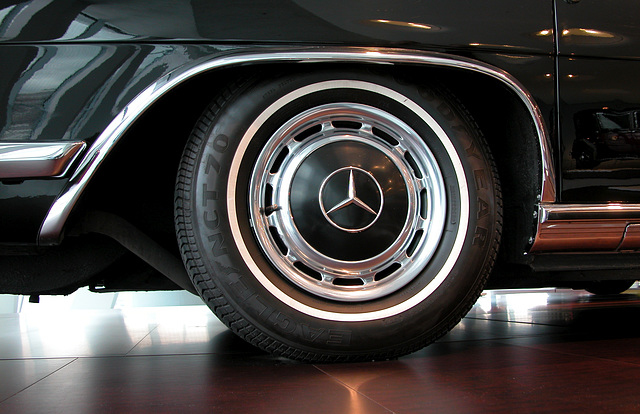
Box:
319 166 384 233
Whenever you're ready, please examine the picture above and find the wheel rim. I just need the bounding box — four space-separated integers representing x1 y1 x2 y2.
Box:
250 103 446 302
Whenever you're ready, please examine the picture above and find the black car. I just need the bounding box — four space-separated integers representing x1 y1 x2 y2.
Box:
1 0 639 362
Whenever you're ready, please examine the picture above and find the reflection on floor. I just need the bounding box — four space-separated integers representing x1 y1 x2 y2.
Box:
1 288 640 413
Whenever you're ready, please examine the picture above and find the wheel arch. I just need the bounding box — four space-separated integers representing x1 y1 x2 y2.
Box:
429 68 545 262
39 47 552 264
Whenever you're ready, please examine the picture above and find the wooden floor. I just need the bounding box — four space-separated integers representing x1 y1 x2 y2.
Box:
1 288 640 413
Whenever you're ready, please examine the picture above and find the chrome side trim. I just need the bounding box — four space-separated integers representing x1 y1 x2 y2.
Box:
38 46 553 245
619 224 640 251
531 203 640 252
540 203 640 221
0 142 85 179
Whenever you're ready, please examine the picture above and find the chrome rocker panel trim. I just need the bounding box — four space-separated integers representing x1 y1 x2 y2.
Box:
0 142 85 179
531 203 640 252
38 46 554 245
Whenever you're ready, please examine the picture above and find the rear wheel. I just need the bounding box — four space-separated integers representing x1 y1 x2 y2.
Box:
175 69 501 361
584 280 635 295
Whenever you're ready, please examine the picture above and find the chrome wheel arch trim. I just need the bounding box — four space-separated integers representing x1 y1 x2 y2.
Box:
38 46 553 246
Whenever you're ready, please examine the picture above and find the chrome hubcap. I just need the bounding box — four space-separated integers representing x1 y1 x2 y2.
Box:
249 103 446 302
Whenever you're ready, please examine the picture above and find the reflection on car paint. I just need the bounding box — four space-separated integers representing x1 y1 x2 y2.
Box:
572 109 640 169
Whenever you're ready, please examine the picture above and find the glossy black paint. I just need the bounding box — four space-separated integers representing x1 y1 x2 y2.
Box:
558 57 640 202
556 0 640 60
0 0 555 147
0 179 67 245
0 44 210 143
1 0 553 51
556 0 640 202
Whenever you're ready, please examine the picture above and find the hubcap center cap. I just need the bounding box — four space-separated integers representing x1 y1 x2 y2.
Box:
319 167 384 233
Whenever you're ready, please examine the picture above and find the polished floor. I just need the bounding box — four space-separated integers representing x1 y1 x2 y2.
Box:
1 287 640 413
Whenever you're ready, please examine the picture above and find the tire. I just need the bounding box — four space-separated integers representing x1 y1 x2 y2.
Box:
584 280 635 295
175 69 502 362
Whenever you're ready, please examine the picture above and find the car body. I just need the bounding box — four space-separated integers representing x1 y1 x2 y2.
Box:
1 0 639 361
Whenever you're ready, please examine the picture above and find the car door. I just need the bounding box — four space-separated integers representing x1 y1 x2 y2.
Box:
557 0 640 202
